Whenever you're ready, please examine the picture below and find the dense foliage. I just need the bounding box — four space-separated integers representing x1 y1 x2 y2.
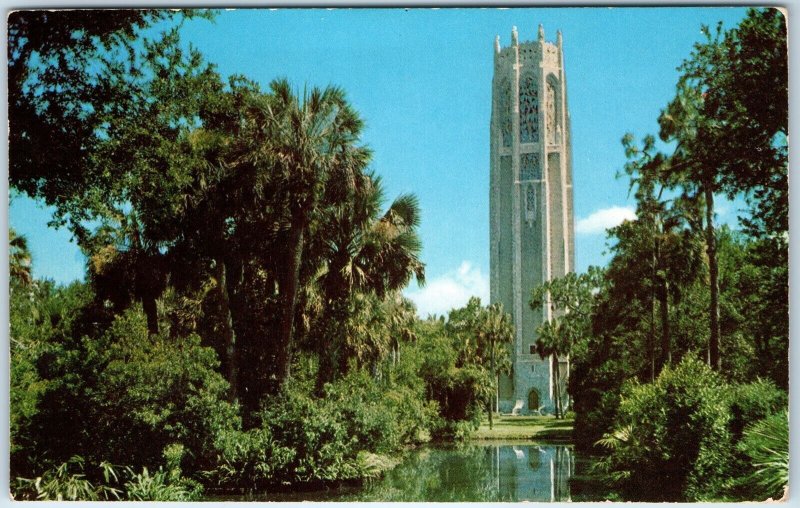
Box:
594 359 788 501
8 9 437 499
594 358 734 501
8 7 787 502
8 12 517 498
561 8 788 502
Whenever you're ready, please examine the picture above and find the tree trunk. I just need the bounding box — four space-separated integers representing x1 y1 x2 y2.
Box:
488 338 495 430
315 295 351 395
649 292 656 381
705 185 721 371
650 236 657 381
651 226 672 374
276 218 306 388
215 256 238 402
658 275 671 372
553 355 561 419
142 295 159 336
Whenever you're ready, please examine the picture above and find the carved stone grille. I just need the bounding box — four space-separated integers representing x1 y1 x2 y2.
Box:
498 80 513 147
519 73 539 143
525 184 536 222
546 79 557 145
520 153 541 181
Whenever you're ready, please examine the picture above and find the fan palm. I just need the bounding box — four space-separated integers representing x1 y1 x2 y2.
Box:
312 174 425 388
475 303 513 428
88 213 168 335
235 79 370 385
9 228 32 288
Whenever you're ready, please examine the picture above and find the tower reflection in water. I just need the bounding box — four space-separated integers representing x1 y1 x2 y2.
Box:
346 443 580 502
492 444 574 502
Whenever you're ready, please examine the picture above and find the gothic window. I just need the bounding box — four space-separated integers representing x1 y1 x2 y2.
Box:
525 184 536 222
520 153 541 181
519 73 539 143
498 79 512 147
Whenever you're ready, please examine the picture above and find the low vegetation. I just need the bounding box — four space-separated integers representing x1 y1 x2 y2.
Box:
10 250 513 498
473 415 574 441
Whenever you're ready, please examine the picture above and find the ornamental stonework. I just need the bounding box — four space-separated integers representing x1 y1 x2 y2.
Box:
489 25 574 417
519 73 539 144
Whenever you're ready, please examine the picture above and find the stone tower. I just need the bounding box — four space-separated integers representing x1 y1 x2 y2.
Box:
490 25 574 415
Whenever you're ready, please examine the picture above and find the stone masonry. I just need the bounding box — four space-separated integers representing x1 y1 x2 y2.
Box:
490 25 575 415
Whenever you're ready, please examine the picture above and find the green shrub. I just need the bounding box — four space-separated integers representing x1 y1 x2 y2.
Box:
10 281 94 477
12 456 121 501
323 370 438 452
260 383 363 484
595 357 733 501
207 368 436 491
323 370 403 453
735 410 788 500
91 310 241 471
433 419 480 442
23 307 240 478
206 426 294 491
384 385 439 444
12 449 202 501
727 379 787 442
123 466 202 501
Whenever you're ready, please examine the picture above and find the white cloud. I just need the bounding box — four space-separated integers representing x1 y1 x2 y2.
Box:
404 261 489 318
576 206 636 235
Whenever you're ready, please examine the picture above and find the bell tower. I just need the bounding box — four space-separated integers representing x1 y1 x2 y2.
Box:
489 25 574 415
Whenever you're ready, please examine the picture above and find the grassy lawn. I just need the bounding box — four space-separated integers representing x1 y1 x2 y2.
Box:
472 414 574 442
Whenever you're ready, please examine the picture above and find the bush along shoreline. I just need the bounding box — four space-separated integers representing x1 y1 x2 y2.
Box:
11 278 508 499
593 358 788 502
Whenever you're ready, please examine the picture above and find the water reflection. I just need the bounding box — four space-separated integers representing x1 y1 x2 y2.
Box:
226 443 604 502
350 443 580 502
497 444 574 501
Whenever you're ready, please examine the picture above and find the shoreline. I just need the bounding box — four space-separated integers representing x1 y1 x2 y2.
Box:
471 415 574 442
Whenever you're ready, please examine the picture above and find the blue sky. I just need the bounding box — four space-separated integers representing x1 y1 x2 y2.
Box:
9 7 750 316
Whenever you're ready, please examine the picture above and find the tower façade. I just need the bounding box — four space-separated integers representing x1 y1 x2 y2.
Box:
490 24 575 415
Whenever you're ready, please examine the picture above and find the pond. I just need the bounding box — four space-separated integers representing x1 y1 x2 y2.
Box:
221 442 613 502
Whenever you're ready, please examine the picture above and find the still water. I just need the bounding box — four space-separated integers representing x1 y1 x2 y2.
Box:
233 443 610 502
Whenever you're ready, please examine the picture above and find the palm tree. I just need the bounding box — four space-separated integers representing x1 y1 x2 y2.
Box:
237 79 371 387
621 134 704 376
386 293 418 368
659 84 723 371
534 320 570 419
88 213 168 335
9 228 32 288
531 269 604 418
312 174 425 389
475 303 513 429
